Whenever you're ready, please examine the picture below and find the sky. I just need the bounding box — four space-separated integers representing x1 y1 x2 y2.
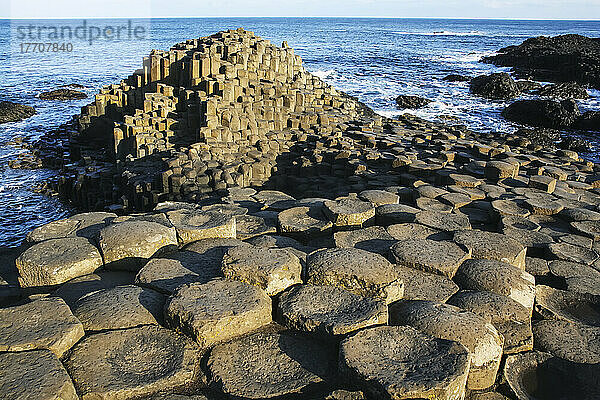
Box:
2 0 599 20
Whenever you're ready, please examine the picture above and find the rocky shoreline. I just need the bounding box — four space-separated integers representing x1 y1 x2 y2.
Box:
1 29 600 400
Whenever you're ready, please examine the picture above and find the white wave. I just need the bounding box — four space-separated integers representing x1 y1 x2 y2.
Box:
311 69 336 79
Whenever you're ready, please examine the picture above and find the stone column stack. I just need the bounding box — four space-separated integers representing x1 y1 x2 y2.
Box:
64 28 387 211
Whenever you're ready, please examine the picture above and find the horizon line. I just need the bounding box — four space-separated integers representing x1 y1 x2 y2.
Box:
2 16 600 21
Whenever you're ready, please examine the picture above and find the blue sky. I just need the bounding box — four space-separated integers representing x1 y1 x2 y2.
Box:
2 0 599 20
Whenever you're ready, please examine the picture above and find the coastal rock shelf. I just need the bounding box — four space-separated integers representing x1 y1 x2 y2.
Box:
3 29 600 400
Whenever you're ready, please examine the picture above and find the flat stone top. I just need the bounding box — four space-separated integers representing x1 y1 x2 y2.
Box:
306 247 398 285
323 198 374 215
64 325 198 398
0 297 84 357
167 279 271 322
207 330 337 399
340 325 470 398
278 284 387 335
390 239 470 278
0 349 78 400
222 245 301 276
167 209 234 229
17 236 101 271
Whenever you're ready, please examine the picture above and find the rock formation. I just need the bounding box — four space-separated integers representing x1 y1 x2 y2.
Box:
0 101 36 124
483 34 600 89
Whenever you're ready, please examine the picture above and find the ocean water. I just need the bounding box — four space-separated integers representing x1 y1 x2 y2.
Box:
1 18 599 247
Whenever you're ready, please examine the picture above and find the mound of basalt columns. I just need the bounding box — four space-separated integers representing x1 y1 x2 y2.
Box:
4 28 600 400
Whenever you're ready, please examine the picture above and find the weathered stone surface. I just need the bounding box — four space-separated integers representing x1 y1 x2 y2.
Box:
64 325 198 400
234 215 276 240
390 239 471 278
390 300 504 390
501 228 553 251
455 259 535 309
277 206 333 240
222 245 302 295
25 212 116 243
533 319 600 363
502 99 581 129
454 230 527 269
394 265 459 302
491 199 531 218
202 203 248 216
524 197 564 215
414 211 472 232
386 223 447 241
16 237 103 288
504 351 600 400
525 257 549 276
358 190 399 206
416 197 454 213
0 350 78 400
485 161 518 180
529 175 557 193
333 226 396 255
72 285 165 331
136 238 248 294
340 325 470 400
559 207 600 222
534 285 600 326
206 330 336 399
549 260 600 295
99 221 178 271
306 248 404 303
167 210 236 245
324 390 366 400
395 95 433 109
571 220 600 241
547 242 599 265
375 204 420 225
165 279 271 348
448 290 533 354
323 198 375 228
52 271 134 306
277 284 387 335
246 234 307 251
0 297 84 357
39 88 87 100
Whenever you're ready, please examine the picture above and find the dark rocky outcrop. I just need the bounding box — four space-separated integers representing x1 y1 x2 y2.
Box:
38 89 87 100
470 73 521 100
515 80 542 93
537 82 589 99
575 111 600 132
483 34 600 89
443 74 472 82
0 101 36 124
395 95 432 109
502 99 581 128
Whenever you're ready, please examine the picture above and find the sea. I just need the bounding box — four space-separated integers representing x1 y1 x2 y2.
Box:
1 18 599 247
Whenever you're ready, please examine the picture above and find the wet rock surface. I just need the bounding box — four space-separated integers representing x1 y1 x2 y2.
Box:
0 101 36 124
470 73 521 100
395 95 432 109
38 88 87 100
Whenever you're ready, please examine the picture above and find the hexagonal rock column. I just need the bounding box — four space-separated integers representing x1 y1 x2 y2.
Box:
448 291 533 354
16 237 103 288
323 198 375 229
52 271 134 307
454 259 535 310
390 239 471 278
98 221 178 271
166 210 236 245
375 204 420 225
0 297 84 357
503 351 600 400
414 211 472 232
533 320 600 363
221 246 302 296
64 325 198 400
277 206 333 241
71 285 165 332
453 230 527 269
306 248 404 304
277 285 387 336
339 326 470 400
206 331 337 399
25 211 116 243
358 190 399 207
534 285 600 327
164 280 272 348
394 265 459 302
0 350 78 400
390 300 504 390
333 226 396 255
